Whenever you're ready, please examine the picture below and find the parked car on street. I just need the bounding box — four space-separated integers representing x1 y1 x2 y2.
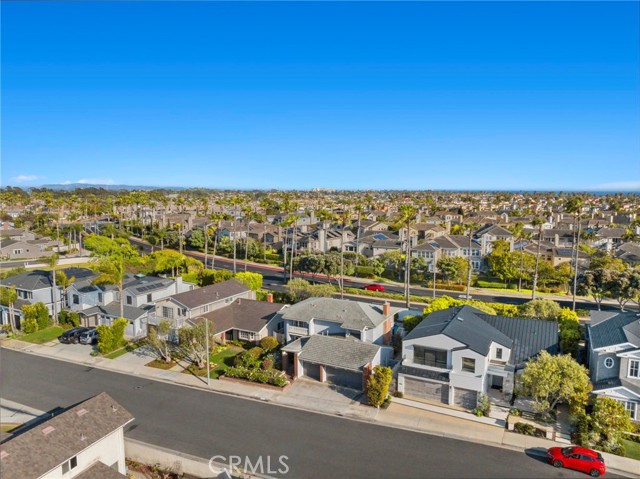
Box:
78 329 98 345
546 446 605 477
58 327 91 344
458 294 472 300
363 284 385 292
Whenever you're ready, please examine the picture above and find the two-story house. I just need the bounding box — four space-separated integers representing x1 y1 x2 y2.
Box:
1 392 133 479
586 311 640 422
474 224 514 256
397 306 558 409
268 297 401 346
151 279 255 334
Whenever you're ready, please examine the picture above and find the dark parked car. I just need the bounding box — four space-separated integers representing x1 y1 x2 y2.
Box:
547 446 605 477
78 329 98 345
59 327 91 344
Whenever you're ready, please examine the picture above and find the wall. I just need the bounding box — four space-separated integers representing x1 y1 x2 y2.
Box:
402 334 465 367
450 349 487 392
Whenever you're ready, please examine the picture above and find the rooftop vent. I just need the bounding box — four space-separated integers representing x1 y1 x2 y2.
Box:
76 408 88 417
42 426 55 436
111 405 119 413
457 316 464 321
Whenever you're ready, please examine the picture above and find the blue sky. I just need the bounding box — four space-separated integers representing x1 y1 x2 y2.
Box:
2 1 639 191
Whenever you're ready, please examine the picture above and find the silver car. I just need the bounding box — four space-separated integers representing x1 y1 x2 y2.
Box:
78 329 98 345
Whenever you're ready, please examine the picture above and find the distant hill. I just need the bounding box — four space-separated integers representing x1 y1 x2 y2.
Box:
38 183 187 191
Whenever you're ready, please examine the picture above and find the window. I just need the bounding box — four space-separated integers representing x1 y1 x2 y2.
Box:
462 357 476 373
98 293 103 302
289 320 306 329
203 305 210 313
73 294 79 305
496 348 503 360
13 249 22 255
603 357 615 369
414 346 447 368
162 306 174 319
623 401 637 420
147 293 152 303
126 296 132 305
629 360 640 378
61 456 78 474
239 331 256 341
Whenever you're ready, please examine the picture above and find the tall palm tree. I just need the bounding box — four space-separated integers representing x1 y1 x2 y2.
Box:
530 216 545 300
45 253 60 324
398 205 417 308
92 255 127 320
56 270 75 311
1 286 18 334
353 200 365 277
565 197 584 310
463 221 481 301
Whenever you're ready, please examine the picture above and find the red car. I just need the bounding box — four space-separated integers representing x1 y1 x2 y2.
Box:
363 284 385 292
547 446 605 477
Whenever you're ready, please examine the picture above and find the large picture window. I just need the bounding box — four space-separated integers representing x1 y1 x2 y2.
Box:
414 346 447 368
629 360 639 378
462 357 476 373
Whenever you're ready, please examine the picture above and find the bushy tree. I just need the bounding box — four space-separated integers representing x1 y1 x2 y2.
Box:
97 317 128 354
518 299 561 321
576 269 616 311
437 256 468 285
22 302 50 331
58 309 81 327
259 336 279 352
403 315 423 333
519 351 591 416
486 240 519 285
147 320 173 363
178 319 215 369
367 366 393 407
234 272 263 292
236 347 264 368
197 269 234 286
590 396 633 453
21 316 38 334
187 228 205 249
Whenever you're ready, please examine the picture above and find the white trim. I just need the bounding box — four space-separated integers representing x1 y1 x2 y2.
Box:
593 343 636 353
604 357 615 369
617 349 640 359
593 386 640 400
629 359 640 379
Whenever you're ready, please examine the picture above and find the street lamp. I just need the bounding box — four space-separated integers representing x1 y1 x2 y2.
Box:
186 317 211 386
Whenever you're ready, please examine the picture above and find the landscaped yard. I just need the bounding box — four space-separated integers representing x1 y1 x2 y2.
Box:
104 341 143 359
19 326 64 344
621 438 640 461
209 345 243 378
145 358 176 370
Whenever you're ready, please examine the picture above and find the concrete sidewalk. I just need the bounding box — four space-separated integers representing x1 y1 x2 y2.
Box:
3 338 638 477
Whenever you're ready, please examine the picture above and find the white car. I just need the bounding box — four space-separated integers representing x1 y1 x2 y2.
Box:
458 294 472 300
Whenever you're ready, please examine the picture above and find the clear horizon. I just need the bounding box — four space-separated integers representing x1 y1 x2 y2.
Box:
3 1 639 191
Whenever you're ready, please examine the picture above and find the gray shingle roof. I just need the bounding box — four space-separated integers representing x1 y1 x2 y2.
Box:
404 306 514 357
81 303 148 320
477 314 559 365
75 461 128 479
589 311 640 349
168 279 250 309
296 335 380 371
279 297 397 330
0 270 53 291
199 298 285 334
0 392 133 479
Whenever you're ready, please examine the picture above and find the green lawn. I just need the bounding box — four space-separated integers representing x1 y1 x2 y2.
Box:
621 438 640 461
209 346 243 378
19 326 64 344
104 342 143 359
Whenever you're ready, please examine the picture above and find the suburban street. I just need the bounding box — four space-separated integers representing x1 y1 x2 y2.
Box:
128 237 626 312
1 348 625 479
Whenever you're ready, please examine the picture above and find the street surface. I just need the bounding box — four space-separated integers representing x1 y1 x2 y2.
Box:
1 349 625 479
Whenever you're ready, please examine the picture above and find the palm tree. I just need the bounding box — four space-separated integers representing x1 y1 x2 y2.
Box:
55 270 75 312
398 205 417 308
530 216 545 300
353 200 365 277
565 197 583 310
1 286 18 334
45 253 60 324
463 221 481 301
92 255 127 319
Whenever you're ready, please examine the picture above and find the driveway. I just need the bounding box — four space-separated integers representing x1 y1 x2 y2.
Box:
33 340 98 362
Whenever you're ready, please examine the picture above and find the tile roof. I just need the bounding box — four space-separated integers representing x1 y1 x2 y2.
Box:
168 279 250 309
199 298 285 333
279 297 398 330
0 392 133 479
588 311 640 349
296 335 380 371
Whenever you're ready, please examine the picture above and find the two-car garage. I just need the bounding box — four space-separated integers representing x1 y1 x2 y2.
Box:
398 365 479 409
302 361 363 390
403 377 449 404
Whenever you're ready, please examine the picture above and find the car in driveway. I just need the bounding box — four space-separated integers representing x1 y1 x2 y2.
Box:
363 284 385 292
78 329 98 345
547 446 605 477
59 327 91 344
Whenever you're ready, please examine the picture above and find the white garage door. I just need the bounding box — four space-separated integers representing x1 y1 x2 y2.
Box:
404 378 449 404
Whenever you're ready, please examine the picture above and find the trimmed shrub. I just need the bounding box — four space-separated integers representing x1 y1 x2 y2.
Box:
21 316 38 334
356 266 376 278
259 336 279 352
58 310 81 327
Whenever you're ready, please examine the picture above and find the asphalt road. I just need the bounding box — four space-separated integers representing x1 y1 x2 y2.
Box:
129 237 626 312
1 349 624 479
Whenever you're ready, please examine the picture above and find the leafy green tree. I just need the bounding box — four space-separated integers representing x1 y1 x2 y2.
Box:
519 351 591 416
590 396 633 453
486 240 519 286
55 270 75 310
259 336 279 352
178 319 215 368
576 269 616 311
367 366 393 408
58 309 81 327
187 228 205 249
518 299 561 321
234 272 263 292
147 320 173 363
22 302 50 331
22 316 38 334
436 256 467 285
96 317 128 354
403 315 423 333
589 251 627 272
608 269 640 311
150 249 187 277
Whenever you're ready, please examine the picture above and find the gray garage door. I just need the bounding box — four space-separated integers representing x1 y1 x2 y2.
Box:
453 388 478 409
403 378 448 404
302 362 321 381
326 367 363 390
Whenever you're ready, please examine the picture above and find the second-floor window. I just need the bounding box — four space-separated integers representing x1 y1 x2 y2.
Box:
496 348 503 360
73 294 79 305
289 320 306 329
629 360 640 379
414 346 447 368
126 296 132 305
98 293 103 302
147 293 152 303
162 306 173 319
462 357 476 373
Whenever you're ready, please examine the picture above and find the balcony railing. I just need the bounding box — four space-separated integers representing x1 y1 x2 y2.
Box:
288 325 310 336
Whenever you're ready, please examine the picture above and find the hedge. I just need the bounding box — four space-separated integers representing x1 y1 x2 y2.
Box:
224 366 289 387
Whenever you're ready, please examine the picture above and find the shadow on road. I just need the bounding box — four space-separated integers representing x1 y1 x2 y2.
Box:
524 447 549 464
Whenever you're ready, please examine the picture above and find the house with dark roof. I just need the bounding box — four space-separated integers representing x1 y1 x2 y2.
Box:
151 279 254 331
586 311 640 422
268 297 401 346
474 224 514 256
199 297 286 343
0 392 133 479
281 335 385 391
397 306 558 409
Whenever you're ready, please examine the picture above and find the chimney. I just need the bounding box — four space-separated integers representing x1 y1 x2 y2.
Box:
267 293 274 303
383 302 390 317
